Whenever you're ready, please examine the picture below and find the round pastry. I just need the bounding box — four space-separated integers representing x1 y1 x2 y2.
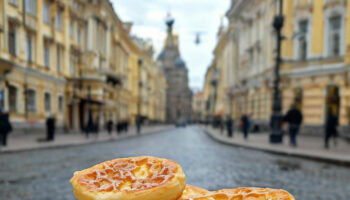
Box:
181 187 295 200
70 156 186 200
179 185 209 199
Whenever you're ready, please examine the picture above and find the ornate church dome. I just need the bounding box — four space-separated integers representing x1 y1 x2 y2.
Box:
175 57 186 68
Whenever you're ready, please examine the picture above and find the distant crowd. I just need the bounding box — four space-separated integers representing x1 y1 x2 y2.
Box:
207 105 339 149
0 109 145 147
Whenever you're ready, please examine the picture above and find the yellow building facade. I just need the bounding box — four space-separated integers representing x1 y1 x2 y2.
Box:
0 0 166 133
212 0 350 135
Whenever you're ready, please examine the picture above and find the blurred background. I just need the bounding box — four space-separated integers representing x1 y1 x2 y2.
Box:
1 0 350 199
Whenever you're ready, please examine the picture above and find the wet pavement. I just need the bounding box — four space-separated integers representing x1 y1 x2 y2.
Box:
1 126 349 200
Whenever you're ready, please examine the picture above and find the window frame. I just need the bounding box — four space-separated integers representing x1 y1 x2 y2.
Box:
44 92 51 113
58 95 64 112
26 33 33 63
26 88 37 113
55 9 63 31
328 15 341 57
43 2 50 25
324 6 345 58
25 0 37 16
56 45 61 73
8 23 17 57
8 0 18 7
70 21 74 39
8 85 18 113
44 40 50 68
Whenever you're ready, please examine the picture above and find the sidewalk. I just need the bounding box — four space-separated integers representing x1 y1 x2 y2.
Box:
0 125 173 153
203 126 350 165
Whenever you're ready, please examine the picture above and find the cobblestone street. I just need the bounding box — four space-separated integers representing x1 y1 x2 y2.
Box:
1 126 350 200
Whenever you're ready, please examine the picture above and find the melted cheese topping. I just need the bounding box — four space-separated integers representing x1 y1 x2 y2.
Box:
77 157 177 193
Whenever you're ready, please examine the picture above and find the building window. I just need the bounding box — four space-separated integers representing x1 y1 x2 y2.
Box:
249 51 254 70
25 0 37 16
8 86 17 113
44 41 50 68
56 46 61 73
78 27 82 45
55 10 62 31
328 16 341 57
70 56 75 75
298 20 308 60
26 89 36 112
44 92 51 112
43 2 50 24
70 21 74 38
8 0 18 6
70 53 78 76
26 34 33 62
58 96 64 112
8 23 16 57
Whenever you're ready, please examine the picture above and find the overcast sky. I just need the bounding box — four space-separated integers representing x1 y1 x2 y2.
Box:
111 0 230 90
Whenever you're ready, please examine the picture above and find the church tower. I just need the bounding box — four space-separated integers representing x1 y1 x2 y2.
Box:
157 14 192 123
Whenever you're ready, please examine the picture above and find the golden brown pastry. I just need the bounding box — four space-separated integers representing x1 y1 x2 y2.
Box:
70 156 186 200
179 185 210 199
180 187 295 200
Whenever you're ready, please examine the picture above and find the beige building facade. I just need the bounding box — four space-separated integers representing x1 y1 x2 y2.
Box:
0 0 166 133
208 0 350 136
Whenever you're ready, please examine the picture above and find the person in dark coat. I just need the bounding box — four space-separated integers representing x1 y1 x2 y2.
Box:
95 117 100 135
284 105 303 147
107 120 113 135
136 117 142 135
0 111 12 146
85 111 94 138
226 116 233 138
241 114 250 140
46 114 56 141
324 109 338 149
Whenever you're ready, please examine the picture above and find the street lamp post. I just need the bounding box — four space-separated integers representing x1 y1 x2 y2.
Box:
270 0 284 143
137 59 143 122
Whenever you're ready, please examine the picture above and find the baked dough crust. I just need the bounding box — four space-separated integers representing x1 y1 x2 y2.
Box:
70 156 186 200
180 187 295 200
179 185 209 199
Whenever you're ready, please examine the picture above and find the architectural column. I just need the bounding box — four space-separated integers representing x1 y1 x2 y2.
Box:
87 18 94 51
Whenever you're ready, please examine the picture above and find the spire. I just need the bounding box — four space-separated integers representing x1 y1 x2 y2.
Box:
165 12 175 34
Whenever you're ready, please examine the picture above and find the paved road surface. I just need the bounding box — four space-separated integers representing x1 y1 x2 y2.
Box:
1 126 349 200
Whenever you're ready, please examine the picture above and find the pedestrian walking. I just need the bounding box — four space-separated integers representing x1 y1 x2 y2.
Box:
324 109 338 149
136 117 142 135
220 117 225 134
284 105 303 147
85 111 94 138
0 110 12 146
226 116 233 138
45 114 56 141
107 120 113 135
240 114 250 140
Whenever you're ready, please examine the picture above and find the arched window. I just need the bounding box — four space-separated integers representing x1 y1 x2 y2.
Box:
324 6 345 57
297 20 308 60
294 15 311 60
328 16 341 57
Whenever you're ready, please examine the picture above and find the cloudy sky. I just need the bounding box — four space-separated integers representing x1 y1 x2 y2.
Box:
111 0 230 90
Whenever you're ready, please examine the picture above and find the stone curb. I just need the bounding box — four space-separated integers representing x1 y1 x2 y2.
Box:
0 127 174 154
202 127 350 167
